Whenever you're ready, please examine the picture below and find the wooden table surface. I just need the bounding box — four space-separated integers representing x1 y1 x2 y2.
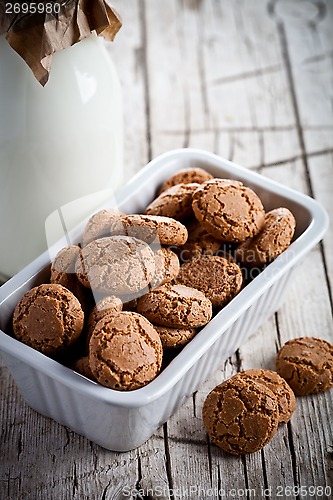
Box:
1 1 332 498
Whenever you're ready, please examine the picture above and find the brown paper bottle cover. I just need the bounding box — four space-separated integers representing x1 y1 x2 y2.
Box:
0 0 122 85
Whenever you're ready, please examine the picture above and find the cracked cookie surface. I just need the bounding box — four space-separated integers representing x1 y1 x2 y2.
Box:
50 245 91 313
235 208 296 268
85 295 123 348
155 325 198 349
13 284 84 356
177 219 221 261
202 375 279 455
159 167 213 193
145 183 200 220
113 214 188 246
136 284 212 327
175 255 243 309
89 311 163 390
82 209 125 246
192 179 265 242
236 369 296 423
276 337 333 396
76 236 155 296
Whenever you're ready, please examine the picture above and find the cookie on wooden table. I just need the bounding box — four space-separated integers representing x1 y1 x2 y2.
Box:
276 337 333 396
202 375 279 455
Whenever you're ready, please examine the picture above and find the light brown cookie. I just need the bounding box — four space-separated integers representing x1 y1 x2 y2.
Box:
192 179 265 242
175 255 243 309
177 220 221 262
202 375 279 455
85 295 123 348
112 214 188 246
82 208 124 246
73 356 96 381
75 236 155 296
236 369 296 423
160 168 213 193
13 284 84 356
89 311 163 390
136 284 212 327
152 247 180 288
145 183 200 221
50 245 91 313
155 325 198 349
276 337 333 396
235 208 296 268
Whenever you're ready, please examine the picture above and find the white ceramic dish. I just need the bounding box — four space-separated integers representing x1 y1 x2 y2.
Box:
0 149 329 451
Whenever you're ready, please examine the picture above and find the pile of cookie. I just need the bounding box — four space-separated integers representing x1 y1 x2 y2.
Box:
12 167 297 392
203 337 333 455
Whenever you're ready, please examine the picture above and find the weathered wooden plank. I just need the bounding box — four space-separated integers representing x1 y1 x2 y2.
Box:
270 0 333 155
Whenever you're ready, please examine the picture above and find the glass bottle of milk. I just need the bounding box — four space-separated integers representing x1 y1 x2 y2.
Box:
0 33 123 278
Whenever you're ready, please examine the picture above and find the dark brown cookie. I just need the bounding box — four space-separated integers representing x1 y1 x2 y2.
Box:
113 214 188 246
136 284 212 327
155 325 198 349
50 245 91 313
82 208 125 246
160 168 213 193
177 220 221 262
13 284 84 356
89 311 163 390
276 337 333 396
236 369 296 423
202 375 279 455
73 356 96 381
175 255 243 309
192 179 265 242
235 208 296 268
75 236 155 296
145 183 200 221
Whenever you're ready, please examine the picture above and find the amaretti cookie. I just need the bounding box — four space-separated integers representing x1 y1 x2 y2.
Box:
73 356 96 381
112 214 188 246
136 284 212 327
50 245 91 312
89 311 163 390
145 183 200 220
192 179 265 242
85 295 123 347
159 167 213 193
76 236 155 296
236 369 296 423
202 375 279 455
152 247 180 288
276 337 333 396
177 220 221 261
155 325 198 349
82 208 125 246
13 284 84 356
176 255 243 308
235 208 296 268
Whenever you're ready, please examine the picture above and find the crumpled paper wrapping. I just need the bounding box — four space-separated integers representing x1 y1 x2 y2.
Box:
0 0 122 85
